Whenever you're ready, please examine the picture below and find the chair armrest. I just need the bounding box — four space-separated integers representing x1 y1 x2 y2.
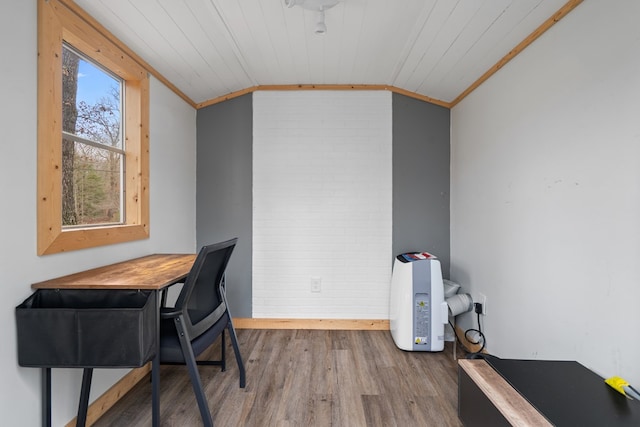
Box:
160 306 184 319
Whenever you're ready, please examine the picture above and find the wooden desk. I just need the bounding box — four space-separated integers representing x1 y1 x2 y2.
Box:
31 253 196 427
33 253 196 290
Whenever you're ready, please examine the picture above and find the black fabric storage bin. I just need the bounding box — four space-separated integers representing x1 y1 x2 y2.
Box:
16 289 157 368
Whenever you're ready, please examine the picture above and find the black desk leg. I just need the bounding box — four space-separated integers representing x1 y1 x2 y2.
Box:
77 368 93 427
152 355 160 427
42 368 51 427
152 288 160 427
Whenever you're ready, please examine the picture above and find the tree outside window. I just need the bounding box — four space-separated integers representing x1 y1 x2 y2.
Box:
62 45 123 227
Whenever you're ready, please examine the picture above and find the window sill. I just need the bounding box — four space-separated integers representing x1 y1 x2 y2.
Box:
38 223 149 255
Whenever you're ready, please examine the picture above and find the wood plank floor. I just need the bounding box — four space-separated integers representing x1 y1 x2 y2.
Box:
94 329 463 426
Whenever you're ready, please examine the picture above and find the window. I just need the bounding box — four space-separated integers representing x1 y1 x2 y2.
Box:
62 44 124 227
38 0 149 255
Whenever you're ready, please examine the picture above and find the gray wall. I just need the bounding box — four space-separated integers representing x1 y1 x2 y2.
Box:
392 93 451 276
196 92 451 317
196 94 253 317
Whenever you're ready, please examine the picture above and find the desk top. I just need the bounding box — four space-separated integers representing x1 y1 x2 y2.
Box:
32 253 196 290
461 356 640 427
459 359 552 426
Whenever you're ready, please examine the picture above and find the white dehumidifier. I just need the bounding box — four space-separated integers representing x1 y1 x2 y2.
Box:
390 252 448 351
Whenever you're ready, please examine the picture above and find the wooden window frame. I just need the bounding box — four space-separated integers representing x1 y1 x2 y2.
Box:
38 0 149 255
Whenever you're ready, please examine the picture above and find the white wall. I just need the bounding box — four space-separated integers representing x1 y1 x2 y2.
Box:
0 2 197 425
451 0 640 384
253 91 392 318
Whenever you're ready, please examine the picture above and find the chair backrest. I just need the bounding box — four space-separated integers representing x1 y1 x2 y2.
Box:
175 238 237 339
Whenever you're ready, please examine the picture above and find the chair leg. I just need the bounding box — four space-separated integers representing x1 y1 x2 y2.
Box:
174 316 214 427
227 320 246 388
220 329 226 372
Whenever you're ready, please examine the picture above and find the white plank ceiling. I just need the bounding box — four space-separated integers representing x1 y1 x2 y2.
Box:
74 0 572 106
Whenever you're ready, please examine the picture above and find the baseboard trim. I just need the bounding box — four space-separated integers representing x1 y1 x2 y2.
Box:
233 318 390 330
70 317 389 425
454 324 488 354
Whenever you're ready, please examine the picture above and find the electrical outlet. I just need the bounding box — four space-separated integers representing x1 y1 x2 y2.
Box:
478 293 487 315
310 276 322 293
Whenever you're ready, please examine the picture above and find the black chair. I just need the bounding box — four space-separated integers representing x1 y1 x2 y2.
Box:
157 238 245 426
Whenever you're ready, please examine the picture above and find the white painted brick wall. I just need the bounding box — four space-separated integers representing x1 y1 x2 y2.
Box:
253 91 392 319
